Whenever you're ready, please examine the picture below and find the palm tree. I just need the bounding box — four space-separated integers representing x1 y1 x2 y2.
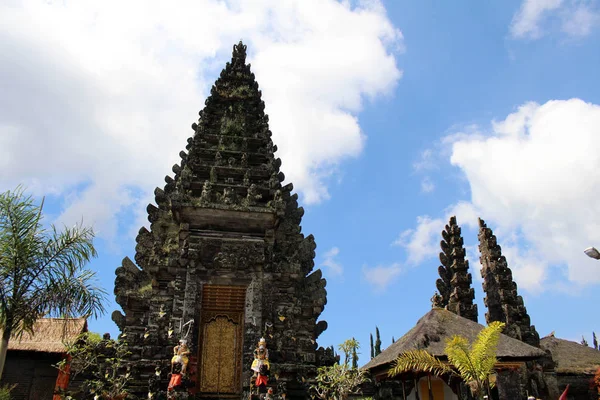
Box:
0 187 107 378
388 321 505 399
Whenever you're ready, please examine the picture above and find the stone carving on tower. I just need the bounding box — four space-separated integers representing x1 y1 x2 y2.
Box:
432 216 478 322
112 41 328 399
478 218 540 347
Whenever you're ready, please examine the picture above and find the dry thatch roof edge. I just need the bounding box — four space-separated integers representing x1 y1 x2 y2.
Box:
540 336 600 375
8 318 87 353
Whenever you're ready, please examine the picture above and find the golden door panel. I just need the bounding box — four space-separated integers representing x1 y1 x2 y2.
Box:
199 317 223 393
217 319 237 393
198 312 243 394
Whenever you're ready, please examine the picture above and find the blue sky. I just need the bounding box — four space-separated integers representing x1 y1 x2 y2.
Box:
2 0 600 364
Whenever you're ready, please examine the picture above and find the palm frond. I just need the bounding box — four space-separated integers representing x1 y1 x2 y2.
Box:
0 187 106 340
42 268 107 319
470 321 504 380
388 349 455 378
446 335 478 383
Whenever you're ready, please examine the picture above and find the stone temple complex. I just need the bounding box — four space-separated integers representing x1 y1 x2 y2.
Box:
112 42 328 399
107 42 600 400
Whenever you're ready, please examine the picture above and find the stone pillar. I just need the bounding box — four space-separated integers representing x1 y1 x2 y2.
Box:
496 368 523 400
542 371 559 399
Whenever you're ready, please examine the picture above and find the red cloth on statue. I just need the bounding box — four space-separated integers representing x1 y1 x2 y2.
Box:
256 374 268 387
168 374 182 390
53 355 71 400
558 384 570 400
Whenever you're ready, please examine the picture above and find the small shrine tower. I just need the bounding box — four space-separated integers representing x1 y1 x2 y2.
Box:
112 42 328 399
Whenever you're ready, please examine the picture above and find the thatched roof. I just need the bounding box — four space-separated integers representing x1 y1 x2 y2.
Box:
8 318 87 353
363 308 546 371
541 336 600 374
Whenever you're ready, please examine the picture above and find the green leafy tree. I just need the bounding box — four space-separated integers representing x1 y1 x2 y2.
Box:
0 187 107 378
374 327 382 356
56 332 131 400
312 339 369 400
370 333 374 359
388 321 506 399
338 338 359 369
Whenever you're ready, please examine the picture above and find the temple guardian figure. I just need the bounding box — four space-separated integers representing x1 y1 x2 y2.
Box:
251 337 271 393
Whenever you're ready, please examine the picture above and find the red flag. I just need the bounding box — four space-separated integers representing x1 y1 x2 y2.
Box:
558 384 570 400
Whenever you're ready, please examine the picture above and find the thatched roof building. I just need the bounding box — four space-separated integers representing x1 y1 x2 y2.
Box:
539 335 600 399
4 318 88 400
363 308 546 379
8 317 87 353
540 336 600 375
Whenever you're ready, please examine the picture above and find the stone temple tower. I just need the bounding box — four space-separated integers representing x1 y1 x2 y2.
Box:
112 42 328 399
478 218 539 347
432 216 478 322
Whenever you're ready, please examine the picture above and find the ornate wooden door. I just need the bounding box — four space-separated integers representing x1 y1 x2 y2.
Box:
198 285 246 396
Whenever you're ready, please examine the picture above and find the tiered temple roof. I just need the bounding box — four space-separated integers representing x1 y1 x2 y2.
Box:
478 218 540 348
432 216 478 322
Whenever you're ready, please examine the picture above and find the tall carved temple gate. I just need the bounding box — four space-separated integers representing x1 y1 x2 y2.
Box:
112 42 328 399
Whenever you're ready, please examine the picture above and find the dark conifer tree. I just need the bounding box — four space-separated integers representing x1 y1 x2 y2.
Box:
375 326 382 356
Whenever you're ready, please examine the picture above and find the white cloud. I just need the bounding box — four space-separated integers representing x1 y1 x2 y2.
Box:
393 216 444 265
413 149 437 172
445 201 480 231
420 177 435 193
511 0 563 39
447 98 600 288
510 0 599 39
498 243 548 294
561 4 600 36
321 247 343 276
393 204 482 266
362 263 402 291
0 0 403 241
464 244 481 280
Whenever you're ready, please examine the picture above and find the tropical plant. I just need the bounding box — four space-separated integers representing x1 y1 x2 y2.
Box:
0 186 107 378
311 363 369 400
311 339 369 400
388 321 506 399
0 384 16 400
55 332 131 399
338 338 359 368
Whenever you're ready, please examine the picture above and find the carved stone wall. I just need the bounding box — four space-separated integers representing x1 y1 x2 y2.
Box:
112 42 327 399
